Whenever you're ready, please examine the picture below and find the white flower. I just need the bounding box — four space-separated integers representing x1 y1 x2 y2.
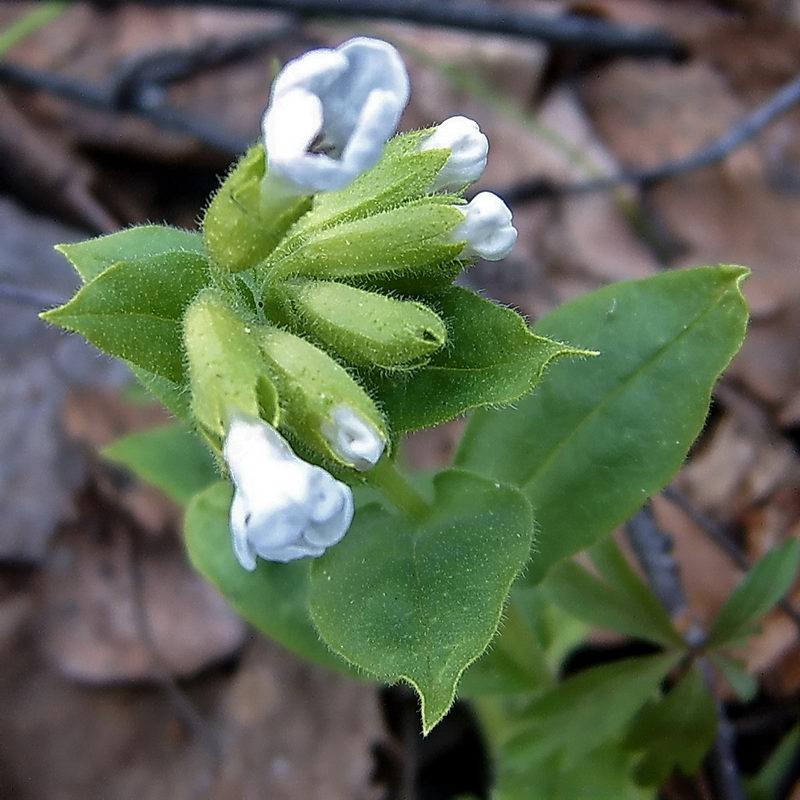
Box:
261 37 410 196
224 417 354 569
452 192 517 261
421 116 489 192
322 405 385 471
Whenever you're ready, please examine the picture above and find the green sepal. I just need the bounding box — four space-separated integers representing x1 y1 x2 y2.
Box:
259 199 465 288
55 225 204 284
42 250 210 382
288 129 450 235
258 326 388 469
269 279 447 370
203 144 311 273
183 289 280 443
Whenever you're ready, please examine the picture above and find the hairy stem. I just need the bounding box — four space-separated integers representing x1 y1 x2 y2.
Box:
367 459 432 520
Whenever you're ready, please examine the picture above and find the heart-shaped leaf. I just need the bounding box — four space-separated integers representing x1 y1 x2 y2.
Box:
309 469 533 733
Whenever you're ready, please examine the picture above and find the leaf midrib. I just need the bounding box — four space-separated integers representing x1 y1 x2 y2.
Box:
520 285 734 491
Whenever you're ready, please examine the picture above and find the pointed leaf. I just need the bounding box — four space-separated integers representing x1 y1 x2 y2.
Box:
309 469 533 733
370 286 590 433
42 251 210 382
625 665 717 786
503 653 679 768
456 266 749 582
56 225 203 283
707 539 800 647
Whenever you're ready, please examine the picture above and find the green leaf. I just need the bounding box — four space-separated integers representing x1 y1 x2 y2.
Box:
309 469 533 734
456 265 750 583
493 743 652 800
184 482 353 674
544 556 683 648
370 286 590 433
129 365 191 422
56 225 204 283
707 539 800 647
711 653 758 701
503 652 679 768
625 665 717 787
744 725 800 800
42 251 210 382
103 423 218 505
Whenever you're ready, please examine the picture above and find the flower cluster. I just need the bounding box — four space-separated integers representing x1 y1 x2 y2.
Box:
199 36 518 571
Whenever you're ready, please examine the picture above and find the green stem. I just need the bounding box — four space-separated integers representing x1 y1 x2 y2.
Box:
0 3 67 57
367 459 432 520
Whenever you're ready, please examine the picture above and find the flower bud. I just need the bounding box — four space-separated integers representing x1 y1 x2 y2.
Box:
224 416 354 568
204 144 310 273
184 290 279 441
262 200 465 289
452 192 517 261
421 116 488 192
271 280 447 370
258 327 388 470
261 37 410 197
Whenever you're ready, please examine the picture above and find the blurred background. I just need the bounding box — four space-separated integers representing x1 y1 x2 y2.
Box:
1 1 799 798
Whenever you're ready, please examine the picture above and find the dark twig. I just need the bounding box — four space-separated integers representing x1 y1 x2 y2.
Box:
663 486 800 635
625 505 746 800
500 73 800 204
625 505 688 620
85 0 683 57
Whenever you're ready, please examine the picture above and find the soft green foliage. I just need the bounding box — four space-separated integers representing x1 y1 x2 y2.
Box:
203 144 310 272
184 289 279 441
129 365 191 422
103 422 217 505
185 481 352 673
271 279 447 370
309 470 533 734
545 537 684 647
625 666 717 787
711 653 758 701
43 250 210 382
55 224 204 283
457 266 750 582
492 742 652 800
745 725 800 800
502 653 679 768
258 327 388 468
371 286 590 433
707 539 800 647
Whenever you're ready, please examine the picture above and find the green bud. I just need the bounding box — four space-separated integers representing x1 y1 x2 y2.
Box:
203 144 311 273
271 280 447 370
258 327 388 470
261 199 465 289
184 289 279 443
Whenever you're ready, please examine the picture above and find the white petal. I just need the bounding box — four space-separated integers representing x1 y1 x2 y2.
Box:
257 541 326 564
304 481 354 547
322 405 385 471
452 192 517 261
230 490 258 571
421 116 489 192
261 37 409 195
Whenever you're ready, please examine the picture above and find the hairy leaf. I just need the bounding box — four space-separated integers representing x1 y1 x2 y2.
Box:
457 266 749 582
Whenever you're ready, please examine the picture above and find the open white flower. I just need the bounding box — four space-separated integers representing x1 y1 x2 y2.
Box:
452 191 517 261
421 116 489 192
224 417 354 569
262 37 410 196
322 405 385 471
